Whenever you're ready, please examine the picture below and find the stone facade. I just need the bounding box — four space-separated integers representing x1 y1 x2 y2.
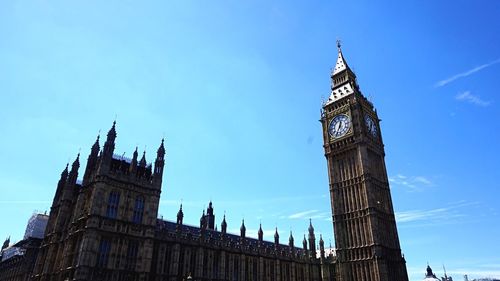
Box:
28 121 334 281
320 43 409 281
0 237 42 281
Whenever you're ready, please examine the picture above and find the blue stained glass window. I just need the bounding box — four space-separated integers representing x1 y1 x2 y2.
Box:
132 196 145 224
106 191 120 219
97 238 111 268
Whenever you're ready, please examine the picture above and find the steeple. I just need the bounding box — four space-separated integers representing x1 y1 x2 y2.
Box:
102 121 117 162
58 164 69 186
426 265 437 278
221 214 227 234
331 40 353 76
67 154 80 184
289 231 294 248
129 147 138 174
206 201 215 230
83 135 99 184
258 223 263 242
139 151 147 168
200 209 206 229
1 236 10 251
274 227 279 245
154 138 165 176
176 204 184 225
308 219 316 257
319 234 325 259
52 164 69 205
240 219 246 238
326 41 359 105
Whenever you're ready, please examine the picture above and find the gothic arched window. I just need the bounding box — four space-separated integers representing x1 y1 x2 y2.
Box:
106 191 120 219
132 196 145 224
96 238 111 268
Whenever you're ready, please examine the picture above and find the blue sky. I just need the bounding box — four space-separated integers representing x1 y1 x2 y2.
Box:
0 1 499 280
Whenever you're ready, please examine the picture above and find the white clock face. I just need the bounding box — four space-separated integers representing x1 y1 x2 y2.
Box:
329 114 351 138
364 114 378 137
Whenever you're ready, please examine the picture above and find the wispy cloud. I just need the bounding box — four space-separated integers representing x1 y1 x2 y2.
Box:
396 200 478 224
283 209 331 220
389 174 434 191
455 91 491 107
434 58 500 87
288 210 318 219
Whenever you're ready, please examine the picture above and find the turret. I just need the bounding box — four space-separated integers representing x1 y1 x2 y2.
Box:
1 236 9 251
67 154 80 185
102 121 117 165
129 147 138 174
426 265 437 278
258 223 263 242
176 204 184 225
308 219 316 258
319 234 325 259
206 201 215 230
240 219 246 238
221 214 227 234
52 164 69 205
154 139 165 185
83 135 99 184
139 151 147 168
200 209 206 229
303 235 308 252
274 228 279 245
289 231 294 249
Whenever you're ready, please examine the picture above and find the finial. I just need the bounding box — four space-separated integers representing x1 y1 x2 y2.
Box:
336 39 342 51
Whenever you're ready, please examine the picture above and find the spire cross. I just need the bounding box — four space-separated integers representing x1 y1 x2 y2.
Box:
336 39 342 50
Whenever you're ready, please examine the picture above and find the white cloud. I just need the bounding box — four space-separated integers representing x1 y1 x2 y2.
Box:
434 59 500 87
455 91 491 107
389 174 434 191
286 210 330 220
396 200 478 224
288 210 319 219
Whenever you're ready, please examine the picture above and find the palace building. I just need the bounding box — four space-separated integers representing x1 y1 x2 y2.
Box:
1 45 408 281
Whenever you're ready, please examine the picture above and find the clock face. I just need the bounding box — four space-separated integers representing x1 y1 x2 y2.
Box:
364 114 378 137
329 114 351 138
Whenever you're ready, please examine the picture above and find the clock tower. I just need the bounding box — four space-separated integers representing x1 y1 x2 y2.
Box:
321 42 409 281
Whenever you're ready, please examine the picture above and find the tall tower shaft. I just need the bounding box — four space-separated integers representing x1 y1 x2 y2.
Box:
321 43 408 281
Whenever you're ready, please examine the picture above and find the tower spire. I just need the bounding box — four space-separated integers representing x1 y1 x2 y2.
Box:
130 146 138 174
221 214 227 234
274 227 279 245
83 135 100 184
308 219 316 258
102 121 117 164
326 42 359 105
139 151 147 167
154 138 165 186
176 204 184 225
258 223 263 242
319 234 325 259
67 153 80 184
332 40 351 76
240 219 246 238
